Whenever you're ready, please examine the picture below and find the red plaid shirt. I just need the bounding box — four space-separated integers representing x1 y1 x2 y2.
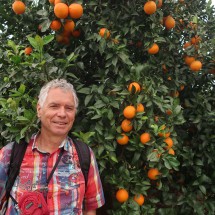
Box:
0 134 105 214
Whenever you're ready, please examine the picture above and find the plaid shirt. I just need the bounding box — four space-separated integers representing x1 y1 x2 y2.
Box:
0 134 105 214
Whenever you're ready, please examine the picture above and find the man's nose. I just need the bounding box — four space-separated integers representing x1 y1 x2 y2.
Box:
57 107 66 116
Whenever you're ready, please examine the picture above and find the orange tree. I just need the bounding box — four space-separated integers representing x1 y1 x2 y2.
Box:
0 0 215 214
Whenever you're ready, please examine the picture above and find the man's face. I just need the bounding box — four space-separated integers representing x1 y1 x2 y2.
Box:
37 88 76 138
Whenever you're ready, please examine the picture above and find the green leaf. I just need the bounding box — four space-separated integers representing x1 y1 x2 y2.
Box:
18 84 26 94
199 185 206 195
43 35 54 45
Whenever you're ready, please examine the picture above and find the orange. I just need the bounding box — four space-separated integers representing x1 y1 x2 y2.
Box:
54 3 69 19
72 29 81 38
54 0 61 5
153 0 162 8
168 148 175 155
50 20 62 31
134 194 145 206
121 119 133 132
147 168 160 180
164 137 173 149
165 16 175 30
148 43 159 54
143 1 157 15
171 90 179 98
99 28 110 39
64 20 75 32
69 3 83 19
184 56 195 66
140 132 151 144
166 109 172 115
128 82 141 93
179 85 185 91
136 103 145 113
190 60 202 71
12 1 26 14
49 0 55 4
158 125 170 138
162 64 168 73
117 133 129 145
183 41 192 49
116 189 129 203
123 105 136 119
24 47 32 55
191 35 201 44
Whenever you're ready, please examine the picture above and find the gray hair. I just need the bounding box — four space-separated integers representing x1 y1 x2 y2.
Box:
38 79 79 109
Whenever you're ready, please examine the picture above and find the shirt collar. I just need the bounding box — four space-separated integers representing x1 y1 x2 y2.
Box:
31 132 70 153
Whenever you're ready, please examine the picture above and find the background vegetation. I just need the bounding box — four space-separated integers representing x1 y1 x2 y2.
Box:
0 0 214 214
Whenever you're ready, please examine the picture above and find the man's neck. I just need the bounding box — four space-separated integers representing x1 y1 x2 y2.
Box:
37 132 67 154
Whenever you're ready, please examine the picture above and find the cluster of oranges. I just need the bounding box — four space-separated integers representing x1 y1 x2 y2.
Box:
50 1 83 44
117 82 146 146
12 0 84 45
143 1 175 55
183 35 202 72
116 188 145 206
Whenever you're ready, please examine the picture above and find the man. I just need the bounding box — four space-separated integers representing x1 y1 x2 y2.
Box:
0 79 105 214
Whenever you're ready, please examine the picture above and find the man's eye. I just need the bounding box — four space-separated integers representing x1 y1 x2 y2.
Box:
66 107 74 111
50 105 58 108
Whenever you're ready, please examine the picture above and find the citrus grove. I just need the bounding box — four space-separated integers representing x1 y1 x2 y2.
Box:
0 0 215 214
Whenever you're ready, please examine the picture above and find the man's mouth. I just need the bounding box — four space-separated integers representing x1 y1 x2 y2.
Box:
54 122 67 125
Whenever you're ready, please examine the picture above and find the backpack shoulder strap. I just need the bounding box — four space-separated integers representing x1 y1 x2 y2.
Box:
5 139 28 198
73 139 91 188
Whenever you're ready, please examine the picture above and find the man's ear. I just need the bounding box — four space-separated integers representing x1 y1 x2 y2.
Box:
37 103 41 118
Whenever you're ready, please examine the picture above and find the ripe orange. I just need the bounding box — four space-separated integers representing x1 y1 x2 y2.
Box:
147 168 160 180
49 0 55 4
171 90 179 98
123 106 136 119
191 35 201 44
184 56 195 66
164 137 173 149
179 85 185 91
121 119 133 132
136 103 145 113
148 43 159 54
69 3 83 19
64 20 75 32
99 28 110 39
134 194 145 206
153 0 162 8
116 189 129 203
54 0 61 5
12 1 26 15
128 82 141 93
140 132 151 144
72 29 81 38
166 109 172 115
168 148 175 155
165 16 175 30
24 47 32 55
117 133 129 145
162 64 168 73
158 125 170 138
54 3 69 19
183 41 192 49
50 20 61 31
143 1 157 15
190 60 202 71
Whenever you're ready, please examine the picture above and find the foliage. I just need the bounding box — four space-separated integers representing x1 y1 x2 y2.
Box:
0 0 215 214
